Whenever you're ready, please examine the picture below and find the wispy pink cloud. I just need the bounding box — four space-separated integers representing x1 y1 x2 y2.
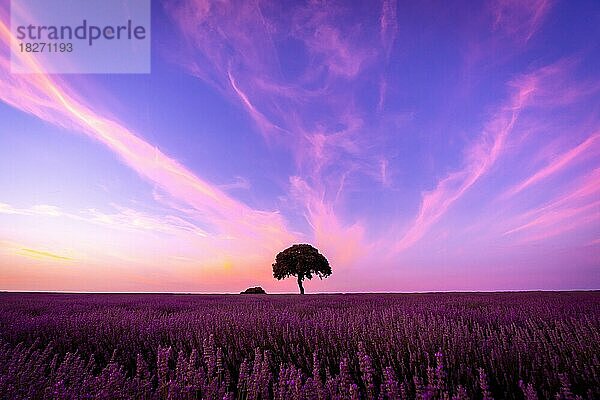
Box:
164 0 386 163
380 0 398 58
377 76 387 112
0 202 208 237
165 0 391 175
299 24 370 79
504 131 600 198
460 0 554 77
83 206 210 237
520 57 600 107
163 0 280 89
490 0 553 43
295 113 364 177
504 201 599 237
0 18 296 254
550 167 600 207
218 176 252 192
289 176 368 267
378 158 390 187
164 0 371 206
392 56 600 252
165 0 377 136
393 73 536 252
227 70 287 139
502 167 600 243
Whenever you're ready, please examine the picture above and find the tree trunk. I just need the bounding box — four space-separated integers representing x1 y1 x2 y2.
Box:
297 275 305 295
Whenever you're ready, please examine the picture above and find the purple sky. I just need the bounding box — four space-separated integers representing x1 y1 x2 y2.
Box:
0 0 599 292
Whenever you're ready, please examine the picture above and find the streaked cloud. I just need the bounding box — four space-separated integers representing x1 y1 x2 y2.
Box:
380 0 398 58
0 203 63 217
289 176 368 267
393 70 535 252
503 167 600 242
218 176 252 191
490 0 552 43
0 17 296 255
0 202 207 237
18 248 74 262
504 132 600 198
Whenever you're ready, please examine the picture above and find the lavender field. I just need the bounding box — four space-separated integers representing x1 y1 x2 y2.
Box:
0 292 598 399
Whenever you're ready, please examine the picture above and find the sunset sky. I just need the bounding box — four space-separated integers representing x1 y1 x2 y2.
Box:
0 0 598 292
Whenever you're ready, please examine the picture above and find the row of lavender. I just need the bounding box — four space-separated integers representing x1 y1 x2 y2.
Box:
0 292 598 399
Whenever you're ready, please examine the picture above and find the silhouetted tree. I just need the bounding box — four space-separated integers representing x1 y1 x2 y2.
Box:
272 244 331 294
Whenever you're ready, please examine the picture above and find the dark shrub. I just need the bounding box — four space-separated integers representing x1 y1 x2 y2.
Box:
240 286 267 294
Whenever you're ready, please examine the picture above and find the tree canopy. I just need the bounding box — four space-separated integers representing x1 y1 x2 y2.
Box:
272 244 331 294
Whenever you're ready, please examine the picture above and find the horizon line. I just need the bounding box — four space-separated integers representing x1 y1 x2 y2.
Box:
1 289 598 295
